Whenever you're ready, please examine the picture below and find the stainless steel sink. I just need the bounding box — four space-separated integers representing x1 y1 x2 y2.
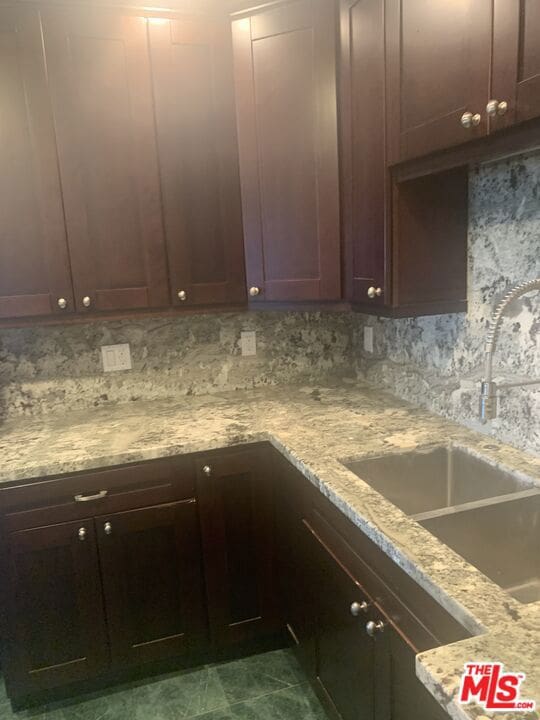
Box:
345 445 535 517
420 494 540 604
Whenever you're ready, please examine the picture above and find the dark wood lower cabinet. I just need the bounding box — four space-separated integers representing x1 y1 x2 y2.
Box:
310 523 376 720
0 444 467 717
96 500 208 668
4 520 109 696
196 447 279 649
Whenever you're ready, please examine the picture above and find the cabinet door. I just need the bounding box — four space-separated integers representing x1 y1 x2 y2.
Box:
232 0 341 302
274 460 317 677
374 628 449 720
0 7 74 320
386 0 492 162
4 520 108 695
492 0 540 130
96 501 208 668
308 522 375 720
42 9 169 313
148 16 246 309
340 0 387 306
196 448 278 647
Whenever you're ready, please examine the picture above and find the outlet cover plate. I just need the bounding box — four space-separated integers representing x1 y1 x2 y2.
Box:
101 343 132 372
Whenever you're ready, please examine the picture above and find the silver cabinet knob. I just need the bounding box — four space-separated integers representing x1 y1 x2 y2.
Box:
486 99 508 117
78 527 87 541
104 521 112 535
367 286 382 299
249 286 261 297
177 290 187 301
202 464 212 476
57 297 68 309
461 112 481 128
366 620 385 637
350 601 370 616
82 296 91 308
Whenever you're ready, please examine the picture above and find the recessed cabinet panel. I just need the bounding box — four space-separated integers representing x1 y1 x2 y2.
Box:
5 520 108 695
232 0 341 302
0 7 73 319
386 0 492 161
196 448 278 647
340 0 387 305
310 524 376 720
42 9 169 313
148 16 246 308
96 501 208 667
492 0 540 130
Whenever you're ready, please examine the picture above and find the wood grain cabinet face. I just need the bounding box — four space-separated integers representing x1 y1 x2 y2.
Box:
374 629 450 720
386 0 492 162
4 520 109 695
0 7 74 320
148 15 246 309
196 448 278 648
96 500 209 668
42 9 169 313
231 0 341 303
340 0 387 306
492 0 540 130
309 524 376 720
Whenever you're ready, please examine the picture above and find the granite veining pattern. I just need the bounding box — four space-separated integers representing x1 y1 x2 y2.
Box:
0 311 353 419
0 381 539 719
355 150 540 456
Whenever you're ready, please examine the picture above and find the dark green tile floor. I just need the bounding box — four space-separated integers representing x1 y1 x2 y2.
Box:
0 649 329 720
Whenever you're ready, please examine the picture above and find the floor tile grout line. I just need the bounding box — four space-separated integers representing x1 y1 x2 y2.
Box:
186 681 311 719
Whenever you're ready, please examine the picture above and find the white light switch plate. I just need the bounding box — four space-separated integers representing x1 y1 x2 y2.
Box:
101 343 132 372
363 326 374 353
241 331 257 357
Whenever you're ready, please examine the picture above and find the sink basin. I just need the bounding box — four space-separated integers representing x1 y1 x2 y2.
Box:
420 494 540 604
345 445 534 517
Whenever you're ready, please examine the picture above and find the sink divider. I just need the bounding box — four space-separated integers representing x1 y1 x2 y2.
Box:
411 487 540 523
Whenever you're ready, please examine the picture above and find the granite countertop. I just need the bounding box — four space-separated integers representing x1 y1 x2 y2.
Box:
1 380 539 720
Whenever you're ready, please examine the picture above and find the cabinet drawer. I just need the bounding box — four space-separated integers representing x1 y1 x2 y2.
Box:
0 457 196 532
307 495 470 650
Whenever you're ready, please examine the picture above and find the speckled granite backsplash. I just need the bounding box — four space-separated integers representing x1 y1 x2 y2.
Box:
355 150 540 456
0 312 354 418
0 151 538 455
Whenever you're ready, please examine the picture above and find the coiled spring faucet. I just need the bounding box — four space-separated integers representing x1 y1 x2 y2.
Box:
479 278 540 423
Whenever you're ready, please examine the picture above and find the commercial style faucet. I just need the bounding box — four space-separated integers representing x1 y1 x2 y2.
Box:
479 278 540 423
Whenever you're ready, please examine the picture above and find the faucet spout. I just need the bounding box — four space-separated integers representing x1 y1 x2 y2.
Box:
479 278 540 423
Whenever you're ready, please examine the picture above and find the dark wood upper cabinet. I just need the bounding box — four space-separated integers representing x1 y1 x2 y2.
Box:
148 15 246 309
340 0 387 306
492 0 540 130
231 0 341 303
0 7 74 320
42 8 169 314
4 520 109 697
96 500 208 668
340 0 468 316
196 447 279 648
385 0 492 163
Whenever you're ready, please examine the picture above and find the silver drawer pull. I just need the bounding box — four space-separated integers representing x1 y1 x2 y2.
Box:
74 489 108 502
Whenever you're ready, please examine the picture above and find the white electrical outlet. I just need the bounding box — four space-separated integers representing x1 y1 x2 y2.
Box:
101 343 132 372
363 326 374 353
241 331 257 357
